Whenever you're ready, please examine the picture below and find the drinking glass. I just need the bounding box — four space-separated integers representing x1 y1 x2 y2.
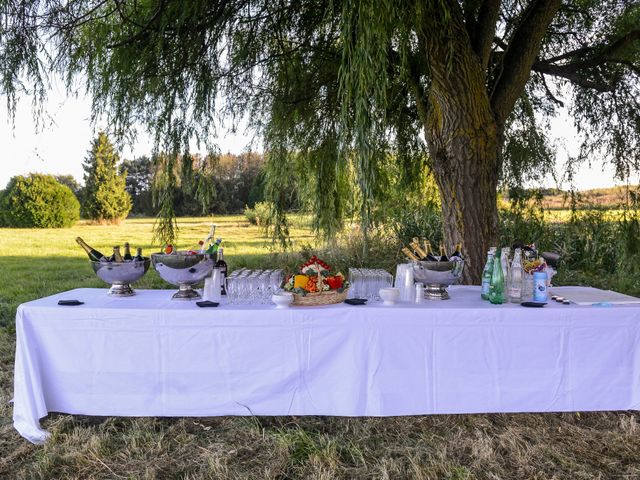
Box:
237 271 252 304
348 268 361 298
395 263 414 302
225 276 234 304
270 269 284 294
259 271 271 303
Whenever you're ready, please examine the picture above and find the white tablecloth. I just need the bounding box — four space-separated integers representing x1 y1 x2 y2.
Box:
13 286 640 443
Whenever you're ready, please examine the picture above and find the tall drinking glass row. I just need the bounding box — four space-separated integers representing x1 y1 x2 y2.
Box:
348 268 394 300
226 269 285 304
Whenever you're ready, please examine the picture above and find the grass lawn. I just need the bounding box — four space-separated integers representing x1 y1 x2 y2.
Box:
1 216 640 479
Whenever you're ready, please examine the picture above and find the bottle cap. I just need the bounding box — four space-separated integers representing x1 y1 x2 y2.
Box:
533 271 547 279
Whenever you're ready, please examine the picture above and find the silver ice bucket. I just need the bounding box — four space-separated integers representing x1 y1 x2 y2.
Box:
91 259 150 297
412 259 464 300
151 251 214 300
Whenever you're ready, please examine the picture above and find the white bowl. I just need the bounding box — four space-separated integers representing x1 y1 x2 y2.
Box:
272 292 294 309
379 287 400 305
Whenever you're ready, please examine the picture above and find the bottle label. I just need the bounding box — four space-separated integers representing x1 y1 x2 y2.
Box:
533 281 547 302
508 286 521 298
481 279 490 294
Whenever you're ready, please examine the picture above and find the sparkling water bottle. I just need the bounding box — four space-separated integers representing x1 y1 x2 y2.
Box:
480 248 497 300
500 247 511 285
489 248 505 304
508 248 523 303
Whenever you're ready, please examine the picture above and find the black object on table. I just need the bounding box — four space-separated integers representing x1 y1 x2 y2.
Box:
58 300 84 306
344 298 367 306
520 301 547 308
196 301 219 308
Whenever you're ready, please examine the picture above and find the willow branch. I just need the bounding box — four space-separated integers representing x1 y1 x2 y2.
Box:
473 0 501 68
490 0 562 125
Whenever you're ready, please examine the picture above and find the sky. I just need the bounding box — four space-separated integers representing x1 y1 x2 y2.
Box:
0 86 634 191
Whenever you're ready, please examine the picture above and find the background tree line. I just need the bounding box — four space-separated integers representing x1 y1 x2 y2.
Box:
0 130 276 228
121 151 272 217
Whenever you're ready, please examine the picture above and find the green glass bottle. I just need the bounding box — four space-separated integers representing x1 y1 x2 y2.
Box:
480 249 495 300
489 248 505 304
123 242 133 261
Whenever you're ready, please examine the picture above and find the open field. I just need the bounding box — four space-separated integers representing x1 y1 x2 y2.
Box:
0 215 316 327
540 185 640 210
2 216 640 479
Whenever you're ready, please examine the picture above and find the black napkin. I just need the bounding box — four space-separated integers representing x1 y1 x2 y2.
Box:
520 301 546 308
344 298 367 306
196 301 219 308
58 299 84 306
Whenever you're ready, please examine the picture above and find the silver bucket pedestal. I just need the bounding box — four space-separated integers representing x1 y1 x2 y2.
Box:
412 259 464 300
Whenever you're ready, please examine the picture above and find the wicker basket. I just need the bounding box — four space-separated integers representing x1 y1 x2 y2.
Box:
291 289 349 306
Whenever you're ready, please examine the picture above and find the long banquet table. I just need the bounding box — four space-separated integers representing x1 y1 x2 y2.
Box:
13 286 640 444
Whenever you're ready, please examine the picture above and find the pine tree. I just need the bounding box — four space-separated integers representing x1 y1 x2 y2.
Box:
82 132 132 223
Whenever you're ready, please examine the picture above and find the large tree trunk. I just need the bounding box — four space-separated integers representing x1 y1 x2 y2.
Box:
419 4 502 284
426 103 501 284
410 0 560 284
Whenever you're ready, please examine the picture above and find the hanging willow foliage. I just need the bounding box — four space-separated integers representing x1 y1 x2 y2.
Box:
0 0 637 264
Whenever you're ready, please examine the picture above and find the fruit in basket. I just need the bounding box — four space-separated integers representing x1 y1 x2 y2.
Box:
294 274 309 289
283 256 349 296
305 277 319 293
325 275 344 290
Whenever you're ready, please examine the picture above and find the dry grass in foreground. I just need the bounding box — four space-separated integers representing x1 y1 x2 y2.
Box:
2 326 640 479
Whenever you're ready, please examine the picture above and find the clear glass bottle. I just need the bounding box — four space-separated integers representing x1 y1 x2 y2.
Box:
508 248 523 303
489 249 505 304
480 248 496 300
500 247 511 286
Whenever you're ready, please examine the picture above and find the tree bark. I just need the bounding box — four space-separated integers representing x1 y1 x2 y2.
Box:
412 0 564 283
425 88 500 284
418 1 501 284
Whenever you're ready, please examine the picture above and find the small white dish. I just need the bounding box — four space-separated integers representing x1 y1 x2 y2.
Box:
379 287 400 306
272 292 294 309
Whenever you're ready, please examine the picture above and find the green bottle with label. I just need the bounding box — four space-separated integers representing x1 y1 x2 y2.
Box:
489 248 505 304
480 248 495 300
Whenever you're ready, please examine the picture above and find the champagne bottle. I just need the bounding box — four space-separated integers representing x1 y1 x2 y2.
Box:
123 242 133 261
215 246 228 295
409 239 428 260
75 237 108 262
112 246 124 263
450 242 463 259
422 240 439 261
134 247 144 262
402 247 420 261
438 243 449 262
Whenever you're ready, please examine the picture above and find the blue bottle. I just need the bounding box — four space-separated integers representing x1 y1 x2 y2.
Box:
533 271 548 302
